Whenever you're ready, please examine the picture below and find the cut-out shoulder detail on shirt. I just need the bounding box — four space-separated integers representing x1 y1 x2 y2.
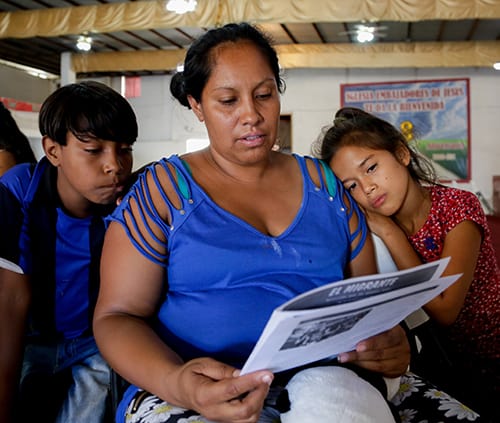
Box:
110 154 366 267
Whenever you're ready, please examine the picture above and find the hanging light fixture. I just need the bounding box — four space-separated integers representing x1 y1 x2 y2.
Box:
356 25 375 43
76 35 92 52
493 62 500 71
166 0 197 14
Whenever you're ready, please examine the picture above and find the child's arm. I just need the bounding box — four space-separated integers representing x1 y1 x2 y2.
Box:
0 270 31 423
423 220 481 325
368 210 481 326
365 211 422 270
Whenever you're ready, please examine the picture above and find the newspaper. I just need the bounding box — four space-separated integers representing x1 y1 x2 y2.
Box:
241 257 458 374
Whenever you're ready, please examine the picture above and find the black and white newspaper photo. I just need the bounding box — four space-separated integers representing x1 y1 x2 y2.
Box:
241 257 459 374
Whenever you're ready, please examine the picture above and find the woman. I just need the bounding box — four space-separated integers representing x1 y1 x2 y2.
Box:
93 24 410 423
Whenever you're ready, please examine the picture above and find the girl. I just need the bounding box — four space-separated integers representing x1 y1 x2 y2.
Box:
315 106 500 422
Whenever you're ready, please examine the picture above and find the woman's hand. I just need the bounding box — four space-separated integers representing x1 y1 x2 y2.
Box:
337 325 410 378
166 357 274 423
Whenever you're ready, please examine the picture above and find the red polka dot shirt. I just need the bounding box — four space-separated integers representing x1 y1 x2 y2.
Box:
408 185 500 361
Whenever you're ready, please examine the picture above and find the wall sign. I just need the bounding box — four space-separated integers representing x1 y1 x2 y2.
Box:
341 78 470 182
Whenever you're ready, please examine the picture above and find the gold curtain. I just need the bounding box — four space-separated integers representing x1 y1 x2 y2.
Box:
1 0 500 39
2 0 500 72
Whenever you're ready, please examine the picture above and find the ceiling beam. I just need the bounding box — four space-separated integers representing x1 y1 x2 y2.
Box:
71 40 500 73
277 41 500 69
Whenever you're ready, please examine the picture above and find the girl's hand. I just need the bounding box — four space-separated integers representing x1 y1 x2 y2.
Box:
166 357 273 423
363 209 398 238
337 325 410 378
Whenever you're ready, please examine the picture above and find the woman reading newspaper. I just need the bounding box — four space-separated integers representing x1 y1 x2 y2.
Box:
93 23 475 423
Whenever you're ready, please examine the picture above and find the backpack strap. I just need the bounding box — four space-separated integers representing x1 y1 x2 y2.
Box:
87 216 106 328
24 159 58 338
23 158 109 339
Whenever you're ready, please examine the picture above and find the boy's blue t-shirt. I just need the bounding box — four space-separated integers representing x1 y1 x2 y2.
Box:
53 209 92 338
0 158 104 339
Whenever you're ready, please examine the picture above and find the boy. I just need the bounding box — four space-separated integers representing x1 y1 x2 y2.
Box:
0 81 138 422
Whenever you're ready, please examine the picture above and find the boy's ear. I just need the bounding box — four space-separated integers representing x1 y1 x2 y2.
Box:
42 136 62 166
187 95 204 122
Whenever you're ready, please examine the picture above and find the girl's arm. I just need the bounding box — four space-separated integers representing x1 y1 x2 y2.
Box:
366 212 422 269
423 220 481 325
368 210 481 326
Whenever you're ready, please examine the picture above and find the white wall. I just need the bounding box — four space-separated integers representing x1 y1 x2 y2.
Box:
123 67 500 207
126 75 199 167
280 67 500 208
3 64 500 207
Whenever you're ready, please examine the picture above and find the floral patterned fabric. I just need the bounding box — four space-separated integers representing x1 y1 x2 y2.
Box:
390 372 480 422
119 371 480 423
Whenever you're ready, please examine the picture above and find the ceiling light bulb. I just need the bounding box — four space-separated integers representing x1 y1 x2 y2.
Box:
76 36 92 52
356 25 375 43
166 0 197 14
493 62 500 70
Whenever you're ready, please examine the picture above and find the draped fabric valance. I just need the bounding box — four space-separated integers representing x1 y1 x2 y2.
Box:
2 0 500 72
276 41 500 69
1 0 500 39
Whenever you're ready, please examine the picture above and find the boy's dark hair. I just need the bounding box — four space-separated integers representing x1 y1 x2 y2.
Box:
39 81 138 146
0 102 37 164
313 107 437 186
170 22 285 109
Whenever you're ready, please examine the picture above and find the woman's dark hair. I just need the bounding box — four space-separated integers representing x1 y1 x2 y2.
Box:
170 22 285 108
39 81 138 146
0 102 37 164
312 107 437 186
